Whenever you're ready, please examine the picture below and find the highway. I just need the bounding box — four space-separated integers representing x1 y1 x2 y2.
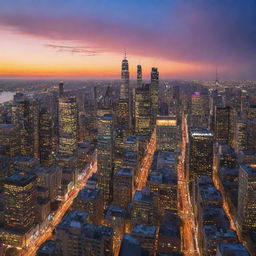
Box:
178 113 200 256
20 161 97 256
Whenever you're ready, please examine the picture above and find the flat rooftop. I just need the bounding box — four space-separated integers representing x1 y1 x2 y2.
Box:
132 224 157 236
57 211 88 230
218 243 249 256
5 171 36 186
76 187 101 201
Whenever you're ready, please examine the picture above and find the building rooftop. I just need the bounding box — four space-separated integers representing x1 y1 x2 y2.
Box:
57 211 89 230
76 187 101 201
132 224 157 237
98 114 113 121
81 224 113 239
203 225 236 240
117 168 133 177
199 184 222 203
105 205 126 218
125 136 137 144
133 188 154 204
157 150 178 168
148 167 177 186
191 127 213 137
217 243 249 256
5 171 37 186
240 164 256 176
36 240 57 255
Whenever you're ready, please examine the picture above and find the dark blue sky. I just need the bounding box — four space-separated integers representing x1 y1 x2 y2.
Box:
0 0 256 79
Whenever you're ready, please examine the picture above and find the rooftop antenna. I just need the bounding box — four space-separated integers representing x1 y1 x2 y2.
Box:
124 50 127 60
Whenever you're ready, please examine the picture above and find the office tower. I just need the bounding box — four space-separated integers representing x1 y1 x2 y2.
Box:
214 106 230 144
217 145 236 169
72 187 104 225
4 171 37 232
0 123 20 160
131 224 157 256
97 114 113 208
120 54 129 100
150 67 159 125
157 210 182 254
34 166 62 202
59 81 64 98
191 92 204 127
137 65 142 88
58 97 78 156
115 99 129 132
234 120 247 154
189 128 214 181
238 164 256 232
147 166 178 214
39 108 54 167
104 205 126 252
12 98 40 158
56 211 114 256
113 168 134 209
135 84 151 135
247 118 256 154
131 187 159 226
156 115 180 151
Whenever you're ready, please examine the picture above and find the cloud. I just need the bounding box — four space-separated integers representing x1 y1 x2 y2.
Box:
0 0 256 78
44 44 101 56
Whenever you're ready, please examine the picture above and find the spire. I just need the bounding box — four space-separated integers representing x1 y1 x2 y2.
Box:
124 50 127 60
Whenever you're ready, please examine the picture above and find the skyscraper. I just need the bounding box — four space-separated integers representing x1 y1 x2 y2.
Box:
4 171 37 232
189 127 214 180
120 54 129 100
150 67 159 126
39 108 54 167
12 98 40 158
59 81 64 98
97 114 114 208
238 164 256 232
58 97 78 156
137 65 142 88
156 115 180 151
135 84 151 135
214 106 230 144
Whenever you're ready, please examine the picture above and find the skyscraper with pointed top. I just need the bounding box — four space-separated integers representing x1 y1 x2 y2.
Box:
120 53 129 100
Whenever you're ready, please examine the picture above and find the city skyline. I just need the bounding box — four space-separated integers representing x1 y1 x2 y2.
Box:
1 0 256 80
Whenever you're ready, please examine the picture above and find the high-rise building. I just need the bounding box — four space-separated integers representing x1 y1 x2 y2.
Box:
120 54 129 100
191 92 203 127
0 123 20 161
59 81 64 98
58 97 78 156
97 114 114 208
214 106 230 144
115 99 129 133
4 171 37 232
39 108 54 167
135 84 151 135
234 120 247 154
137 65 142 88
56 211 114 256
238 164 256 232
189 128 214 181
113 168 134 209
12 98 40 158
131 187 159 226
150 67 159 125
156 115 180 151
72 187 104 225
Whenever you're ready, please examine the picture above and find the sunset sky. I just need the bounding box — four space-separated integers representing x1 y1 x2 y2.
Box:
0 0 256 80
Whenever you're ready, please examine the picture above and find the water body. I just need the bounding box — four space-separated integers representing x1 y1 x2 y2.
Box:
0 91 15 104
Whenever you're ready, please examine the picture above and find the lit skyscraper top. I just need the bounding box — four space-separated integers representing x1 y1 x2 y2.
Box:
120 53 129 100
